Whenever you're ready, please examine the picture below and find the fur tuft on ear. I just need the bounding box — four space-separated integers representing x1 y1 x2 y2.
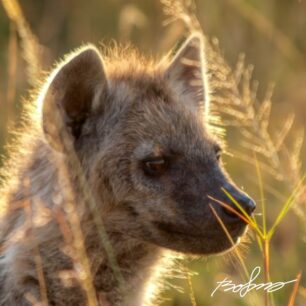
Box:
164 33 207 114
42 46 107 152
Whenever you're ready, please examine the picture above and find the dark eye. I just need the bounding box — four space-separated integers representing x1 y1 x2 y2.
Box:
143 158 168 177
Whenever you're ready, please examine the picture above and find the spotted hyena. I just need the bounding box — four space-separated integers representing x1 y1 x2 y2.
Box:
0 33 255 305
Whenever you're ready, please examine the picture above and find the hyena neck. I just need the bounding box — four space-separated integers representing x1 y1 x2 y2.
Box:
1 139 168 306
89 236 166 305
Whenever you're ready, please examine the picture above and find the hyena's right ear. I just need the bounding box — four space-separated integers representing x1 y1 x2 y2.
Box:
41 46 107 152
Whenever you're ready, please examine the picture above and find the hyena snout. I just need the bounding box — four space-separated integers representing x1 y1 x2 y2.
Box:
219 184 256 221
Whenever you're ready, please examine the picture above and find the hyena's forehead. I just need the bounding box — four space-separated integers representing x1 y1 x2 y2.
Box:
132 111 214 159
109 83 214 157
108 72 168 104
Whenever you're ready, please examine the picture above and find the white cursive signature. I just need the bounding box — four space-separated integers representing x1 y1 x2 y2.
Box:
211 266 297 298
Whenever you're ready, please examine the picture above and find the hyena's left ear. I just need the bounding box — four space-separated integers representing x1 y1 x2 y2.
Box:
42 46 107 152
164 33 208 114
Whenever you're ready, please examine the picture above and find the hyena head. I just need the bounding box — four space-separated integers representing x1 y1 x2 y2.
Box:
41 34 255 255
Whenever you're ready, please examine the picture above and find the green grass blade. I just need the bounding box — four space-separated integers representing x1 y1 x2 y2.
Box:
254 153 267 235
268 173 306 239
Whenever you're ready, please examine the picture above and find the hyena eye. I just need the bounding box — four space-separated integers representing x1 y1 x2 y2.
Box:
143 158 168 177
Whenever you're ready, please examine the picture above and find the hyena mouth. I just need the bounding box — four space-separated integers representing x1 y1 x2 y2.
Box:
151 219 248 255
154 220 247 239
153 221 207 238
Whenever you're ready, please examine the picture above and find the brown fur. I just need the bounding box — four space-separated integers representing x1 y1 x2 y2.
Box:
0 34 255 305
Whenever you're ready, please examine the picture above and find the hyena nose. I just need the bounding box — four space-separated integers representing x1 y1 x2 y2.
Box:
221 185 256 219
233 192 256 216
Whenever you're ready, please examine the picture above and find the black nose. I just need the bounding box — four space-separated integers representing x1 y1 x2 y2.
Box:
234 193 256 215
221 186 256 219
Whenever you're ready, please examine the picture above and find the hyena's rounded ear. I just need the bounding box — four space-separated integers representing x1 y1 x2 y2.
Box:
41 46 108 152
163 33 209 115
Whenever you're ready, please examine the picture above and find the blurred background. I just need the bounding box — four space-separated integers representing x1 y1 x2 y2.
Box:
0 0 305 305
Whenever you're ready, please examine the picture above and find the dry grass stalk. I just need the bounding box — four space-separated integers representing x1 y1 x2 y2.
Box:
6 22 17 119
53 157 99 306
45 104 125 304
1 0 48 87
287 271 302 306
227 0 306 68
1 0 126 300
51 93 126 287
23 178 50 306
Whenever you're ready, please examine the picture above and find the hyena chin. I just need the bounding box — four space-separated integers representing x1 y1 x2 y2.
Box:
0 33 255 305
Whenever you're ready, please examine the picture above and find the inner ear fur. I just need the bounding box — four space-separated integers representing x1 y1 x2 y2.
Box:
42 46 108 152
164 33 207 114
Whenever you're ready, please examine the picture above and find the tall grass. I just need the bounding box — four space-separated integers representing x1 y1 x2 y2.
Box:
0 0 305 305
